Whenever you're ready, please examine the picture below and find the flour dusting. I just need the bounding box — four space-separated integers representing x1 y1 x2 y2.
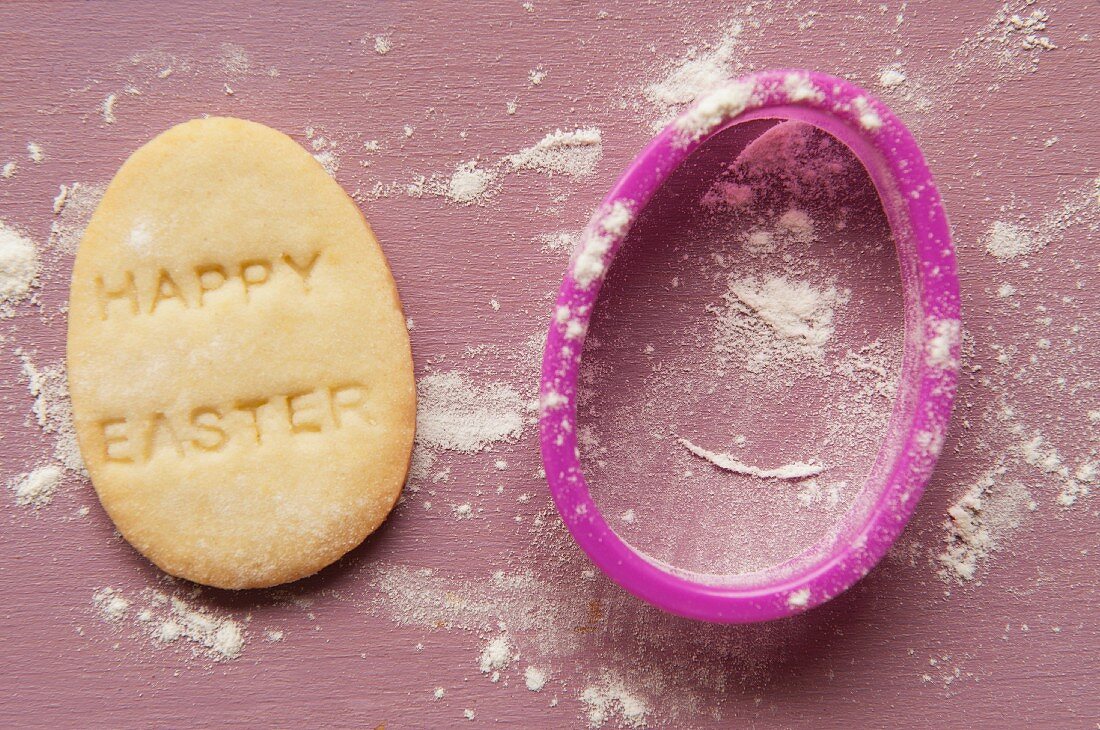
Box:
983 177 1099 260
938 468 1035 582
678 438 824 480
49 182 106 254
447 160 496 205
509 128 603 179
643 24 743 129
0 221 40 316
18 351 84 474
416 371 527 454
91 586 249 661
580 672 650 729
711 275 849 374
10 465 64 508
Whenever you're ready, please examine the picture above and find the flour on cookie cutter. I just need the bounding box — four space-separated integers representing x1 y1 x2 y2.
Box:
539 71 961 623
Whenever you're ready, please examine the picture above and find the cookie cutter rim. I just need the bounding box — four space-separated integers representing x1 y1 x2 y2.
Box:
538 70 961 623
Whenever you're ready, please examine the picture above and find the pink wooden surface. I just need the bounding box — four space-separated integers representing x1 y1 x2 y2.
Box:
2 1 1098 727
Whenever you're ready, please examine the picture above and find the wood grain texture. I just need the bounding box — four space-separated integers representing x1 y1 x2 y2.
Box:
1 1 1098 727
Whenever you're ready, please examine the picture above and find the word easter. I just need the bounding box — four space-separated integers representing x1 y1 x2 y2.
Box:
95 249 322 319
96 382 370 464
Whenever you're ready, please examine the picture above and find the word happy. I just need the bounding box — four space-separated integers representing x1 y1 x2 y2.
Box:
95 250 322 320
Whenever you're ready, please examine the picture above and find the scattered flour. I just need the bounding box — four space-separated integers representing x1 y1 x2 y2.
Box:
983 220 1034 260
478 634 514 676
938 467 1035 582
509 128 602 179
102 93 118 124
416 371 527 453
528 66 547 86
525 665 548 691
786 588 811 609
711 275 849 374
580 673 650 729
1015 431 1092 507
926 319 961 369
781 73 823 103
776 209 814 241
18 351 84 473
643 24 742 129
366 563 573 639
92 587 248 661
92 587 132 621
366 560 812 725
678 438 824 480
305 127 340 176
537 230 580 254
369 126 606 204
957 3 1058 74
52 184 73 214
983 177 1099 260
48 182 105 254
374 34 392 55
795 479 843 509
447 160 496 205
1 161 16 179
879 65 907 88
573 201 634 288
10 465 64 508
852 97 883 131
674 81 755 143
217 43 252 76
0 221 40 316
27 142 44 162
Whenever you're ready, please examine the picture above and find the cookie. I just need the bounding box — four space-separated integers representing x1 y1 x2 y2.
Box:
67 117 416 589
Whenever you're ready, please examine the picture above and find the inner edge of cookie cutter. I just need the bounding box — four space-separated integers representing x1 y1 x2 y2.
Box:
538 70 961 623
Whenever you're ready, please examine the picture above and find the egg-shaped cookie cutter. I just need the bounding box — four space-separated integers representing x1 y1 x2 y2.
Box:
539 71 960 623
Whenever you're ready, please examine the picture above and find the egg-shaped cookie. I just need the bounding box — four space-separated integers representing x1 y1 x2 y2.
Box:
68 117 415 589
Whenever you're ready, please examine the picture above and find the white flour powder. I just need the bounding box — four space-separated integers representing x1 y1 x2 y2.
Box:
10 465 64 508
938 468 1035 582
19 352 84 474
983 177 1099 260
0 220 40 316
416 371 527 453
580 673 650 729
92 586 248 661
678 438 825 480
509 128 602 179
711 275 849 374
643 24 742 129
447 160 496 205
525 666 548 691
48 182 105 254
674 81 755 142
478 634 514 678
537 230 580 254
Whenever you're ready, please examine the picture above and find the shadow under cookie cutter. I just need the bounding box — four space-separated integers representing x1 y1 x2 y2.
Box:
539 70 961 623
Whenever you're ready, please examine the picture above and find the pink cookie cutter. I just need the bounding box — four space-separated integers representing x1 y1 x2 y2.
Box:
539 71 961 623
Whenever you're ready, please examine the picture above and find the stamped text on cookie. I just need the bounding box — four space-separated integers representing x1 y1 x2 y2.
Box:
96 382 369 464
95 250 323 319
